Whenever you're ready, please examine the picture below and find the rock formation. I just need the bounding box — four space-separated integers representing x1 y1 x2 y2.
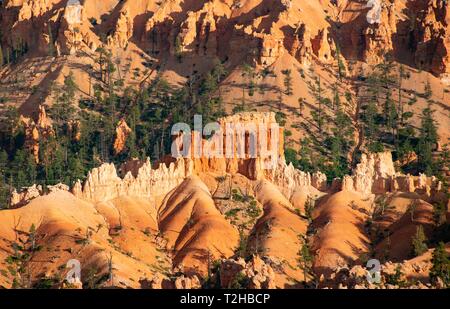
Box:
113 118 132 155
219 255 276 289
72 157 192 203
0 0 449 79
363 1 396 64
107 8 133 48
341 151 442 198
9 184 43 207
158 176 239 276
172 112 284 180
288 23 313 65
412 0 450 77
312 28 334 63
19 105 53 163
56 0 99 55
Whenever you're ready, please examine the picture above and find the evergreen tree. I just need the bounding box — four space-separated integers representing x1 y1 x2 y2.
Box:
384 89 398 145
51 72 77 130
6 47 10 65
411 225 428 257
174 35 183 63
67 155 85 185
430 242 450 287
331 82 341 110
417 103 439 175
325 108 354 180
298 98 304 116
432 202 447 227
281 69 293 96
239 63 255 110
335 44 346 80
298 138 314 172
242 63 255 97
423 80 432 99
211 58 227 85
310 75 325 133
297 236 315 285
397 64 408 125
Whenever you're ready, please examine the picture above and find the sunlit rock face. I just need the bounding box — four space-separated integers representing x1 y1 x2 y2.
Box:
64 0 83 25
366 0 382 24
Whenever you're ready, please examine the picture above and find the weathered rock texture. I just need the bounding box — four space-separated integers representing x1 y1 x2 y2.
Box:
219 255 276 289
341 152 442 197
72 157 192 203
1 0 449 77
19 105 53 163
173 112 284 181
113 118 132 155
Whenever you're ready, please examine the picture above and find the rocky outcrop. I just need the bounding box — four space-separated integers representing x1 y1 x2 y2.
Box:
72 157 192 203
174 275 202 289
10 184 43 208
56 0 99 55
14 0 52 21
312 28 334 63
107 8 133 48
363 1 396 64
341 152 442 197
20 105 53 163
219 256 276 289
267 160 328 198
412 0 450 77
288 23 313 65
158 176 239 276
173 112 284 181
113 118 132 155
143 0 229 58
342 151 396 196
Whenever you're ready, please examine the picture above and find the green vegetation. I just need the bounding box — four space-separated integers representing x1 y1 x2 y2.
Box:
0 52 228 207
297 235 315 285
385 265 408 287
5 223 41 288
411 225 428 257
430 242 450 287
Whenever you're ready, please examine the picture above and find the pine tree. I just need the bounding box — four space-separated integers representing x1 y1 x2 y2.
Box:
50 71 78 155
211 57 227 84
335 44 346 80
433 202 447 227
240 63 255 110
242 63 255 96
430 242 449 287
397 64 408 125
326 108 354 179
297 236 315 285
411 225 428 257
384 89 398 144
174 35 183 63
67 155 85 185
298 98 304 116
298 138 314 172
417 103 439 175
281 69 293 96
310 75 325 133
423 80 432 99
331 82 341 110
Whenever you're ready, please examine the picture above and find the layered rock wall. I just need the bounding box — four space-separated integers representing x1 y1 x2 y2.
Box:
72 157 193 203
341 151 442 197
